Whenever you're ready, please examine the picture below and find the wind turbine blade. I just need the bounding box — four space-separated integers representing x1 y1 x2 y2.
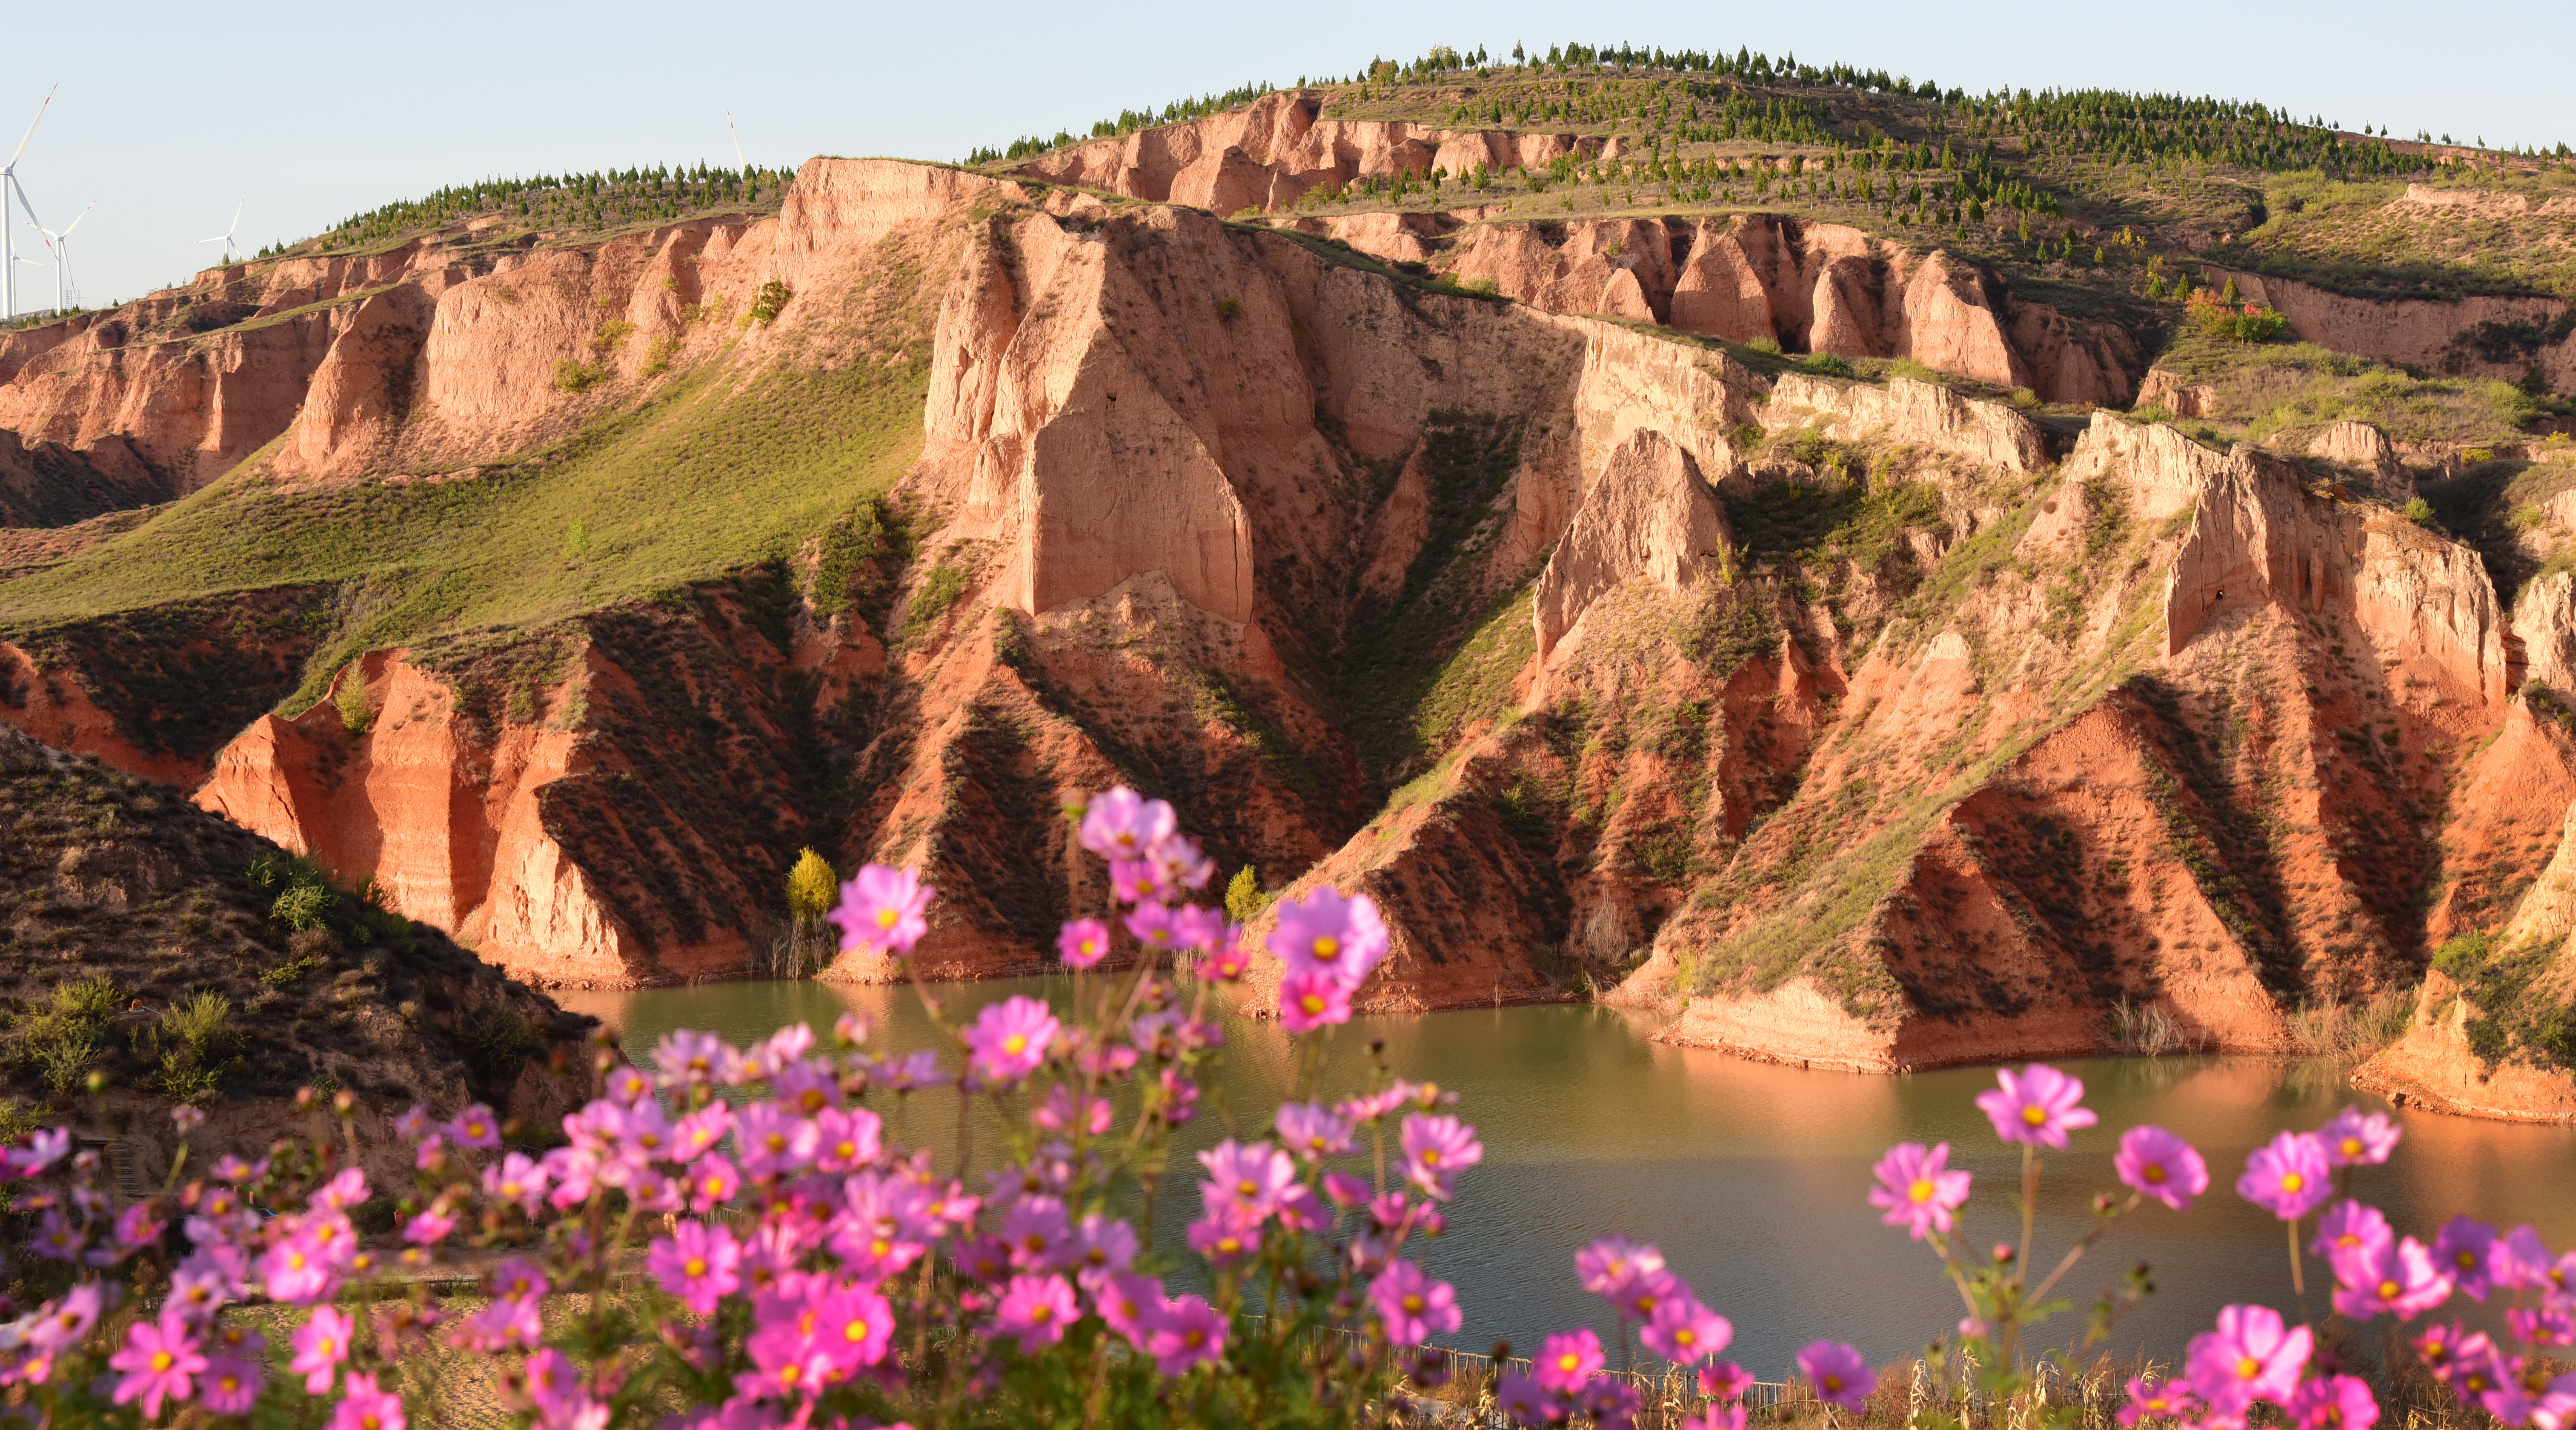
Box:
226 200 243 237
729 112 747 171
60 201 92 237
5 85 57 171
6 174 40 238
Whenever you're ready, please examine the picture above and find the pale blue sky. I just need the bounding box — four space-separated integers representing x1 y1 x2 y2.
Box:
8 0 2571 311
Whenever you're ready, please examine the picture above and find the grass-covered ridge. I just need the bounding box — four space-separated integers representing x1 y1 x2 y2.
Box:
982 41 2572 320
0 352 928 710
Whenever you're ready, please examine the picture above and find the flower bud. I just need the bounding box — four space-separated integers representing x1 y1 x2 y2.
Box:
1993 1244 2014 1263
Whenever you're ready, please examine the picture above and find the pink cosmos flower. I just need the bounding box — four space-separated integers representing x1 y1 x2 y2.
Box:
313 1168 370 1212
1203 941 1253 981
652 1030 728 1087
1071 1214 1140 1289
2493 1226 2560 1293
1497 1371 1570 1425
2289 1374 2381 1430
1268 888 1390 988
9 1127 70 1176
483 1152 549 1216
2315 1200 2394 1273
1800 1342 1877 1408
108 1310 205 1420
1702 1362 1756 1401
2114 1125 2210 1211
1577 1236 1668 1297
815 1280 895 1371
828 864 934 956
2318 1108 2401 1167
1536 1328 1605 1392
291 1303 355 1391
1146 1294 1227 1375
1371 1260 1462 1345
1198 1139 1297 1219
1033 1085 1112 1137
1080 786 1177 861
2185 1303 2311 1414
1057 918 1111 970
1612 1268 1685 1322
2508 1304 2576 1349
994 1273 1078 1352
2120 1375 2202 1427
2237 1132 2334 1221
649 1220 742 1315
28 1283 106 1351
1400 1114 1483 1201
1001 1195 1073 1271
1278 969 1353 1034
1093 1270 1169 1345
200 1356 262 1415
446 1103 502 1150
1974 1064 2097 1148
1186 1206 1263 1266
2332 1234 2452 1321
964 996 1057 1084
2435 1217 2498 1302
1688 1405 1750 1430
331 1371 405 1430
812 1107 883 1172
1868 1142 1971 1239
1275 1102 1355 1159
262 1231 337 1305
1643 1296 1732 1363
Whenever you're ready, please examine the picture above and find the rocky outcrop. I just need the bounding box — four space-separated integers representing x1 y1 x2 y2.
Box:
2514 571 2576 703
1007 91 1594 216
1534 430 1731 663
1448 214 2141 405
2350 971 2576 1125
2307 420 2412 498
2134 366 2216 418
1763 374 2049 474
2219 268 2576 396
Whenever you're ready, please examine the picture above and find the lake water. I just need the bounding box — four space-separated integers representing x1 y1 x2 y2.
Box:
555 978 2576 1379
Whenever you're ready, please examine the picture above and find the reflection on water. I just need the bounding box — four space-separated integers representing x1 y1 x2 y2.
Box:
556 980 2576 1377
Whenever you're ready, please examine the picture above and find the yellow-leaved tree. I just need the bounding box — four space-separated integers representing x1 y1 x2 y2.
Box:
785 848 838 975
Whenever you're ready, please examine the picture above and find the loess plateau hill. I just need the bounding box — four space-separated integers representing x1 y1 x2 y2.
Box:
4 46 2576 1126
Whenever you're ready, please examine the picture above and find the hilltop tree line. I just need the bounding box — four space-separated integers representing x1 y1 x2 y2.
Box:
966 40 2571 183
301 164 800 255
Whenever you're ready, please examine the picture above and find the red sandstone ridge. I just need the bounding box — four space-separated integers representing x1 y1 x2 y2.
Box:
6 147 2576 1116
2214 269 2576 395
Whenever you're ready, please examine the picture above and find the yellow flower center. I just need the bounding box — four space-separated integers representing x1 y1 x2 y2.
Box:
1003 1034 1027 1055
1185 1328 1207 1349
2378 1279 2400 1299
1299 994 1326 1015
1403 1294 1425 1313
2279 1173 2304 1194
845 1317 872 1342
1823 1375 1845 1393
2340 1137 2362 1157
2021 1105 2047 1127
1031 1303 1054 1323
1557 1353 1580 1372
152 1352 173 1372
685 1257 707 1278
875 907 898 929
1677 1328 1699 1346
1908 1178 1935 1204
1313 935 1340 961
2236 1356 2261 1380
2144 1164 2167 1184
1237 1179 1258 1196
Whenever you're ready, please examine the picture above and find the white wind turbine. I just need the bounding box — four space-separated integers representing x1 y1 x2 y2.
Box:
728 112 747 172
25 200 93 313
1 85 58 322
197 200 245 265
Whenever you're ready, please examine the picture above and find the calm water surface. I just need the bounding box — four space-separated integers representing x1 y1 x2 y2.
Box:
557 979 2576 1378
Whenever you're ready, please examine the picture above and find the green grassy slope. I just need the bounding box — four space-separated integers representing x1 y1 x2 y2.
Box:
0 354 928 708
